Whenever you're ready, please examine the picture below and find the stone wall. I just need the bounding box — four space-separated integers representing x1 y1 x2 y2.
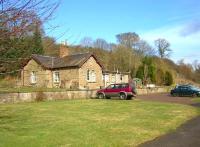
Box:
56 68 79 89
22 59 52 88
79 56 103 89
22 56 103 89
0 87 169 104
0 90 97 104
22 59 80 89
137 87 170 95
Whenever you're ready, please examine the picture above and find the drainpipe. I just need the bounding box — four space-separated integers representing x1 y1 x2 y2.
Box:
51 57 54 88
22 69 24 86
104 74 106 88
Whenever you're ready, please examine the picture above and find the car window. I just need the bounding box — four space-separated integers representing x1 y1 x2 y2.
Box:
121 84 128 88
107 84 115 89
180 87 188 90
191 86 200 91
113 84 121 89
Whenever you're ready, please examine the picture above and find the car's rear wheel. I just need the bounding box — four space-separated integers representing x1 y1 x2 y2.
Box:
98 93 104 99
127 96 133 100
120 93 127 100
105 96 111 99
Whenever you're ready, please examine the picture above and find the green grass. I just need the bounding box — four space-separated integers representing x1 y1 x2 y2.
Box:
0 86 73 93
0 99 199 147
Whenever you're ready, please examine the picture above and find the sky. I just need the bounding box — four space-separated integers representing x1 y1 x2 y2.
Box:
46 0 200 63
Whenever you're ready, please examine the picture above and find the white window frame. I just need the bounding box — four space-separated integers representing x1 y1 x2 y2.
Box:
91 70 96 82
53 71 60 83
86 69 96 82
111 74 115 83
30 71 37 84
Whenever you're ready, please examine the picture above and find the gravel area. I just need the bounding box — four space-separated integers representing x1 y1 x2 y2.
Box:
137 93 195 105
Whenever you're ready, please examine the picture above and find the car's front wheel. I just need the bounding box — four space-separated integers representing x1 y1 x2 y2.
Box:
98 93 104 99
172 93 177 97
120 93 127 100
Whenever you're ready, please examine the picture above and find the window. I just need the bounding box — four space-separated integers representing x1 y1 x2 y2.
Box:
30 71 36 84
91 70 96 82
121 84 128 88
111 74 115 83
107 84 115 89
105 74 109 81
53 71 60 83
114 84 121 89
86 69 96 82
87 69 90 81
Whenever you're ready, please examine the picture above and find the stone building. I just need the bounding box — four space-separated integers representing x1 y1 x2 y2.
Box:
102 70 130 87
21 45 129 89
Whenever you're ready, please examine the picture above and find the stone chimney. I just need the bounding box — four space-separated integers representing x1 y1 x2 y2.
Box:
59 41 69 58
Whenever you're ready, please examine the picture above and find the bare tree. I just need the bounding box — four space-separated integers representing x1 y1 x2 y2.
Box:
80 37 93 48
192 60 199 70
194 64 200 83
93 38 109 50
154 38 172 58
0 0 59 38
116 32 140 49
43 36 59 56
135 40 156 56
177 59 194 80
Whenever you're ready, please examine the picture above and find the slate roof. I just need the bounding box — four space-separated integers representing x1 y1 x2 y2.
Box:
31 53 103 69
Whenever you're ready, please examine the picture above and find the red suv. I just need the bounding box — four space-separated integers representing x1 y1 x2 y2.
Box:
97 83 136 100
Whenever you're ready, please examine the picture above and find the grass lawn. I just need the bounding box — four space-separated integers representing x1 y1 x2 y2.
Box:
0 99 199 147
0 86 72 93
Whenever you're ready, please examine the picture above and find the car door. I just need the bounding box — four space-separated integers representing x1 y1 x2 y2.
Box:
179 86 185 96
186 87 194 96
181 87 189 96
104 84 115 97
120 83 129 93
104 84 113 96
111 84 121 97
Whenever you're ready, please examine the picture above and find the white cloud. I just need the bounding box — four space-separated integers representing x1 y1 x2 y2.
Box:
166 11 200 23
180 20 200 36
140 22 200 63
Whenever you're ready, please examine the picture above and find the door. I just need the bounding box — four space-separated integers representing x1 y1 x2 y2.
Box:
104 74 109 87
186 87 194 96
104 84 120 97
104 84 115 97
180 87 190 96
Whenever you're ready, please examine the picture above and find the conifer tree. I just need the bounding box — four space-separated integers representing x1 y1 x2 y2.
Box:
32 24 44 55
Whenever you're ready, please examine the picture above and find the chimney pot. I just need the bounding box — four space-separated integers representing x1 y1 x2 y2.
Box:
60 43 69 57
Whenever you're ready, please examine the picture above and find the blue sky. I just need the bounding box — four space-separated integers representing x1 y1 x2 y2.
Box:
46 0 200 63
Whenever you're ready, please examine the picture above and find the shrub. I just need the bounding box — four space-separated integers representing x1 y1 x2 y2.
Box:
165 71 173 86
35 91 45 102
